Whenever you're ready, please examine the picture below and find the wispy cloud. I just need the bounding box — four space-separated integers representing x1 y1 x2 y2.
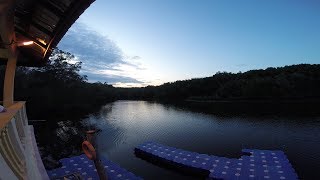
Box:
58 22 147 86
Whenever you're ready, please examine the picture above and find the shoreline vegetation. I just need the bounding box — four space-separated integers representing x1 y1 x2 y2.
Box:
183 99 320 116
0 48 319 119
1 49 320 168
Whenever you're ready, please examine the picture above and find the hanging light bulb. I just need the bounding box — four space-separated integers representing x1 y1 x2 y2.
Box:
17 41 34 46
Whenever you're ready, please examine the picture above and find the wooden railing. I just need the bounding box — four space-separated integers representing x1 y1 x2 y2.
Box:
0 102 48 180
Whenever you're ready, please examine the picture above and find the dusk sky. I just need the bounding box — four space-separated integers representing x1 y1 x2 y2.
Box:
58 0 320 87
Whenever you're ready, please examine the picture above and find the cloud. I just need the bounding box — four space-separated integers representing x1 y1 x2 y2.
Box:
131 56 141 60
86 73 143 84
58 22 146 86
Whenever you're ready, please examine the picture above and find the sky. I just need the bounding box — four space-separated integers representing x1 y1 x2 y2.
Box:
58 0 320 87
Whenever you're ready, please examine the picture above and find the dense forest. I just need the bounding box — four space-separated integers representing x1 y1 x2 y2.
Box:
1 49 320 118
0 49 117 120
117 64 320 102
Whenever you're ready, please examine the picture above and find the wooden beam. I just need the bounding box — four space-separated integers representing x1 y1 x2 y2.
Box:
44 0 95 60
0 9 16 57
3 55 17 107
38 1 64 18
0 49 9 59
15 28 47 48
0 1 14 15
0 1 17 108
15 11 53 36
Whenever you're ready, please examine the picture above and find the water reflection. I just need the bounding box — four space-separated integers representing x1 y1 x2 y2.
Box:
80 101 320 179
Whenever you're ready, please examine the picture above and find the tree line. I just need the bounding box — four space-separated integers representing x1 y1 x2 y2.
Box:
1 49 320 120
117 64 320 102
0 49 117 120
1 49 319 168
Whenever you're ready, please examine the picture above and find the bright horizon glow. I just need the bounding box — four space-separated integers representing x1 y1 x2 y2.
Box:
59 0 320 87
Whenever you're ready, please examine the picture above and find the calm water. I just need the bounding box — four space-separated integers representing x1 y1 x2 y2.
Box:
82 101 320 179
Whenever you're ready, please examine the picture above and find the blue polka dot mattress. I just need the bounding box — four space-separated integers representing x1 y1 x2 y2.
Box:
47 154 142 180
135 141 298 180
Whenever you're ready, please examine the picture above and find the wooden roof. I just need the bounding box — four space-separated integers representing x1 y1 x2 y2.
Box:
0 0 95 67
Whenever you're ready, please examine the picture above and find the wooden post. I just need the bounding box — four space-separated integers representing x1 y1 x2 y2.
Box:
0 1 17 108
3 55 17 107
86 130 107 180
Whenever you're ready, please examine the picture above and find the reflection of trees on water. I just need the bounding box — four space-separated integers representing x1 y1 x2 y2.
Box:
35 104 121 170
35 120 85 169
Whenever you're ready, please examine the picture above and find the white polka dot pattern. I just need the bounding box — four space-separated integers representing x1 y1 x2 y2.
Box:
47 153 142 180
135 141 299 180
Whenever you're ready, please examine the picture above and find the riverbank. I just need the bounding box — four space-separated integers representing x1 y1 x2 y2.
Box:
182 98 320 116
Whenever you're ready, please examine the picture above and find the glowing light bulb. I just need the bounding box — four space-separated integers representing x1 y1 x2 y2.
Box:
22 41 33 46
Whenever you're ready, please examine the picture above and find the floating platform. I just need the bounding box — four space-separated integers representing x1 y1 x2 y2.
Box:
135 142 298 180
47 154 142 180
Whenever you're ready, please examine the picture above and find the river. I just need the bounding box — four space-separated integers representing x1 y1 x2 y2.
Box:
79 100 320 179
